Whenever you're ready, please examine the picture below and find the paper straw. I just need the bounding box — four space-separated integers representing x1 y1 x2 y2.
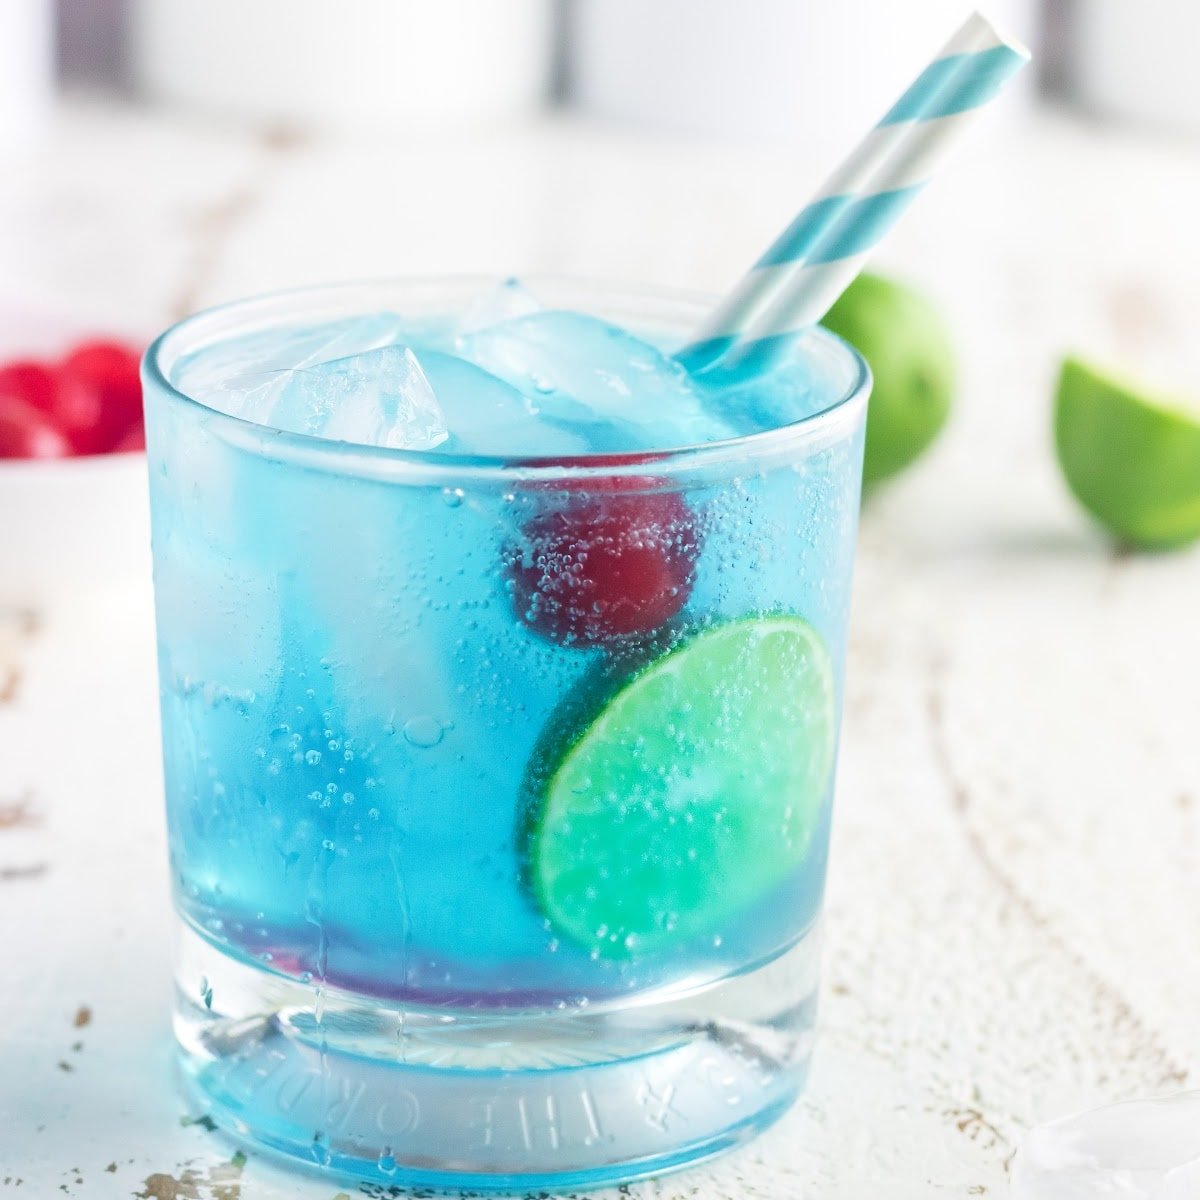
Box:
677 11 1029 373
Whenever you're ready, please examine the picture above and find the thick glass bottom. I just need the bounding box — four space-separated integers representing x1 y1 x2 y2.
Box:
173 920 819 1190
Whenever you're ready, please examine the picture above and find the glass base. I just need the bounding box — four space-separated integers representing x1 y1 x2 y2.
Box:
173 921 819 1190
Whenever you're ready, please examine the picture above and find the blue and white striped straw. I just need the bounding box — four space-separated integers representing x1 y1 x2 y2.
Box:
677 11 1029 373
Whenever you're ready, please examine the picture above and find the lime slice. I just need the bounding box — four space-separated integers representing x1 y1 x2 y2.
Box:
1056 357 1200 549
821 273 956 485
526 616 836 959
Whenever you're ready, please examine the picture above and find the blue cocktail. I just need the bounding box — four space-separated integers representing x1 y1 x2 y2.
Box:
144 277 867 1188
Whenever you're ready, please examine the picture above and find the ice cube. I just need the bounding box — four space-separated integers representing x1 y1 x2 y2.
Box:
455 278 542 336
417 350 592 457
457 310 738 452
173 313 410 423
274 346 449 450
1011 1092 1200 1200
174 317 449 450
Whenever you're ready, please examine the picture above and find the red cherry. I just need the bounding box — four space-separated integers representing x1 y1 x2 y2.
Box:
58 339 143 454
113 420 146 453
509 470 699 646
28 372 106 454
0 360 59 412
0 395 73 459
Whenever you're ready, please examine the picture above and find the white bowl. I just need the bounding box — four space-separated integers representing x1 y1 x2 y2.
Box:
130 0 554 133
0 450 151 610
1070 0 1200 136
0 306 151 610
568 0 1039 151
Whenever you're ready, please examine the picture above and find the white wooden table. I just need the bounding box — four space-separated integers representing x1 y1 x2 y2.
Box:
2 99 1198 1199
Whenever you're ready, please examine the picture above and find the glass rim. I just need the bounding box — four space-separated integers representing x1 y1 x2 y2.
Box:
144 274 871 484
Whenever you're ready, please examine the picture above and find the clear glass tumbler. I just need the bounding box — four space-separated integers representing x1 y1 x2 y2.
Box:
143 278 868 1189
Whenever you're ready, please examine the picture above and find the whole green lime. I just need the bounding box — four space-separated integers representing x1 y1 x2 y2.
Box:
821 273 956 485
1055 357 1200 550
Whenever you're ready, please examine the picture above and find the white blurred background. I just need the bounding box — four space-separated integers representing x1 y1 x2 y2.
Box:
6 1 1196 333
32 1 1200 148
8 0 1196 323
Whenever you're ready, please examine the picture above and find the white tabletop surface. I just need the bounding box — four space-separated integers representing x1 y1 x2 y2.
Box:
2 97 1199 1199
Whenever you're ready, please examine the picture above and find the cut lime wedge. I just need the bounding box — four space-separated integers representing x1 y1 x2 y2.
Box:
526 616 837 959
1056 357 1200 549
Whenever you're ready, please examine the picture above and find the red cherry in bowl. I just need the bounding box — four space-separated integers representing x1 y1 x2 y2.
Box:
56 340 143 454
1 354 105 455
113 421 146 453
509 466 700 646
0 394 73 460
0 360 59 413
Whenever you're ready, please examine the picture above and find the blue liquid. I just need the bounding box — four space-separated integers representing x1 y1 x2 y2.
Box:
148 285 865 1186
